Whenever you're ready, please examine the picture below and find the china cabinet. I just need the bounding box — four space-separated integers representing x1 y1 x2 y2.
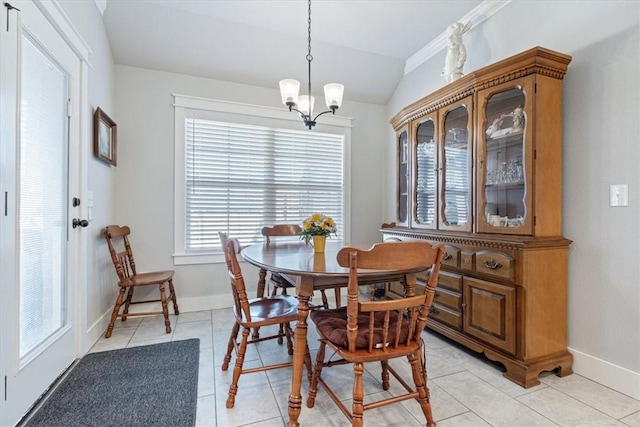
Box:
384 47 573 388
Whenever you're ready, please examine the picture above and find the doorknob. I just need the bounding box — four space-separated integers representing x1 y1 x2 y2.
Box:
72 218 89 228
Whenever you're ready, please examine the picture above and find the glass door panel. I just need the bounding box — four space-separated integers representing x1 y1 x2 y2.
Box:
440 99 472 232
413 117 437 228
480 83 531 233
20 34 68 357
396 128 409 226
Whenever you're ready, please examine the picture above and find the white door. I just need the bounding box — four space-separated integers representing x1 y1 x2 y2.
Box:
0 2 82 425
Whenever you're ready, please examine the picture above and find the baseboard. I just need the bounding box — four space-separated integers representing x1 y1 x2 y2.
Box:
569 346 640 400
84 294 234 353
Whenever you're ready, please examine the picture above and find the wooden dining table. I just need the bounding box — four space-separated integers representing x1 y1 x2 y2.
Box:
241 240 416 427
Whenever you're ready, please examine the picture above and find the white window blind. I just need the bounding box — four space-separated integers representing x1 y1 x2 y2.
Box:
185 119 344 252
443 144 469 225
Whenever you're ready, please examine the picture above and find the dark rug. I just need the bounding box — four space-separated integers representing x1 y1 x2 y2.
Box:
25 339 200 427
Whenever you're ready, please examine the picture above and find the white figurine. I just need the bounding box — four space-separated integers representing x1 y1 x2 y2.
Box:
442 21 472 83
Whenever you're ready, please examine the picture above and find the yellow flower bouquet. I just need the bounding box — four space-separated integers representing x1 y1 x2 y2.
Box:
299 213 337 244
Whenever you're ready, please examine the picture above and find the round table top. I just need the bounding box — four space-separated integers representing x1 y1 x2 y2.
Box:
241 240 351 277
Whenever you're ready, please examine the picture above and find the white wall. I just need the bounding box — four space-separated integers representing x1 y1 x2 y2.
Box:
385 1 640 399
112 65 388 312
57 0 117 350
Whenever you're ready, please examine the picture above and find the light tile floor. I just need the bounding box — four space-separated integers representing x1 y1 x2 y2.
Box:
89 308 640 427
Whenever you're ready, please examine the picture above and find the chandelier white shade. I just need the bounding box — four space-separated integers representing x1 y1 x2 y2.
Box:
278 0 344 130
297 95 315 117
279 79 300 105
323 83 344 109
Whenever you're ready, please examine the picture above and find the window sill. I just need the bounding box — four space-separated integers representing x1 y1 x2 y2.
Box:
173 252 225 265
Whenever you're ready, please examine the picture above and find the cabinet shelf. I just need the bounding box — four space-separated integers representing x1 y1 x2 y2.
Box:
486 133 523 151
485 181 524 190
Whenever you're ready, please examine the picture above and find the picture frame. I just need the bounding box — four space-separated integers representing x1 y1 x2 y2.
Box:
93 107 117 166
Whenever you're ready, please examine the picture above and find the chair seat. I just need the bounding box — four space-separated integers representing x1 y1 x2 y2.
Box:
310 307 410 350
270 272 295 288
119 270 174 287
236 295 299 327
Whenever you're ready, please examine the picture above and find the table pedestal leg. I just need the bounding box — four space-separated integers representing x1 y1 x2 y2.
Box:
288 279 311 427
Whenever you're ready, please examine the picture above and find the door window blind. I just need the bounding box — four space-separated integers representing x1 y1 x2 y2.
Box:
185 119 344 252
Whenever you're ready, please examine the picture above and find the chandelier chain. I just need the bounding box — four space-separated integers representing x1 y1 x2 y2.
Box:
307 0 312 62
306 0 312 104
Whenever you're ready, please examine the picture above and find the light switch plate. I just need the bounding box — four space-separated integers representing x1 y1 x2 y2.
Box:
610 184 628 207
87 190 94 207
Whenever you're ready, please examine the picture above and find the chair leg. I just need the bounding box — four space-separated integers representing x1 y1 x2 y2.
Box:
167 279 180 315
121 287 135 321
334 288 341 308
253 270 268 340
320 290 329 309
408 350 436 427
277 322 285 345
257 269 267 298
306 341 326 408
227 327 250 408
284 322 294 356
380 359 390 390
158 282 172 334
222 321 240 371
304 343 313 385
105 287 127 338
352 362 365 427
252 326 261 340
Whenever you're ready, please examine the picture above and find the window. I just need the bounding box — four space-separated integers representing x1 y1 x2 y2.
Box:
173 95 352 265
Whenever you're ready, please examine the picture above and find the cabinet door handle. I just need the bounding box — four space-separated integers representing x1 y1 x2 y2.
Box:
484 259 502 269
429 306 440 315
434 292 441 298
443 252 452 261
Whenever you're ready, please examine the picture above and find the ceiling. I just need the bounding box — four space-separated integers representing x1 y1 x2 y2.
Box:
102 0 485 105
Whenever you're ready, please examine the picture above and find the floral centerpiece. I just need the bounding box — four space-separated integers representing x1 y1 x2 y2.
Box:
299 213 337 244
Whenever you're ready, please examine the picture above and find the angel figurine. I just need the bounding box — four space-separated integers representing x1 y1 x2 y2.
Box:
442 21 472 83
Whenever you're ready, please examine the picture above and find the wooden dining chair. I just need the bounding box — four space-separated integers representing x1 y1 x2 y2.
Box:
306 241 444 427
261 224 339 309
220 236 312 408
103 225 179 338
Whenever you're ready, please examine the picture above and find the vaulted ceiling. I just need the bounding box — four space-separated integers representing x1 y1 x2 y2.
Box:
102 0 485 105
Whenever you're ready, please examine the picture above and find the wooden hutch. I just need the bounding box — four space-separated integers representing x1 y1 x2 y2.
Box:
383 47 573 388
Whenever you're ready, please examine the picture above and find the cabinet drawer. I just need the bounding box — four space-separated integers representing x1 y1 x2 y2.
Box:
434 288 461 311
438 271 462 292
429 304 462 330
386 280 425 299
475 250 515 281
441 244 460 269
461 251 474 272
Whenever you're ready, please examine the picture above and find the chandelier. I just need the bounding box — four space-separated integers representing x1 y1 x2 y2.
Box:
279 0 344 130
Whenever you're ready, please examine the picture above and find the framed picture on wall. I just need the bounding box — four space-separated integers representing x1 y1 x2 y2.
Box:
94 107 117 166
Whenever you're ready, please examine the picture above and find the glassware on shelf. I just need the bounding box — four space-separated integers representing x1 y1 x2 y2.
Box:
448 127 467 143
486 159 524 185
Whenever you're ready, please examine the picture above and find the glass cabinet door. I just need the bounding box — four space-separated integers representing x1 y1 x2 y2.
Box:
412 115 437 229
439 97 472 232
396 127 409 226
477 77 534 234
